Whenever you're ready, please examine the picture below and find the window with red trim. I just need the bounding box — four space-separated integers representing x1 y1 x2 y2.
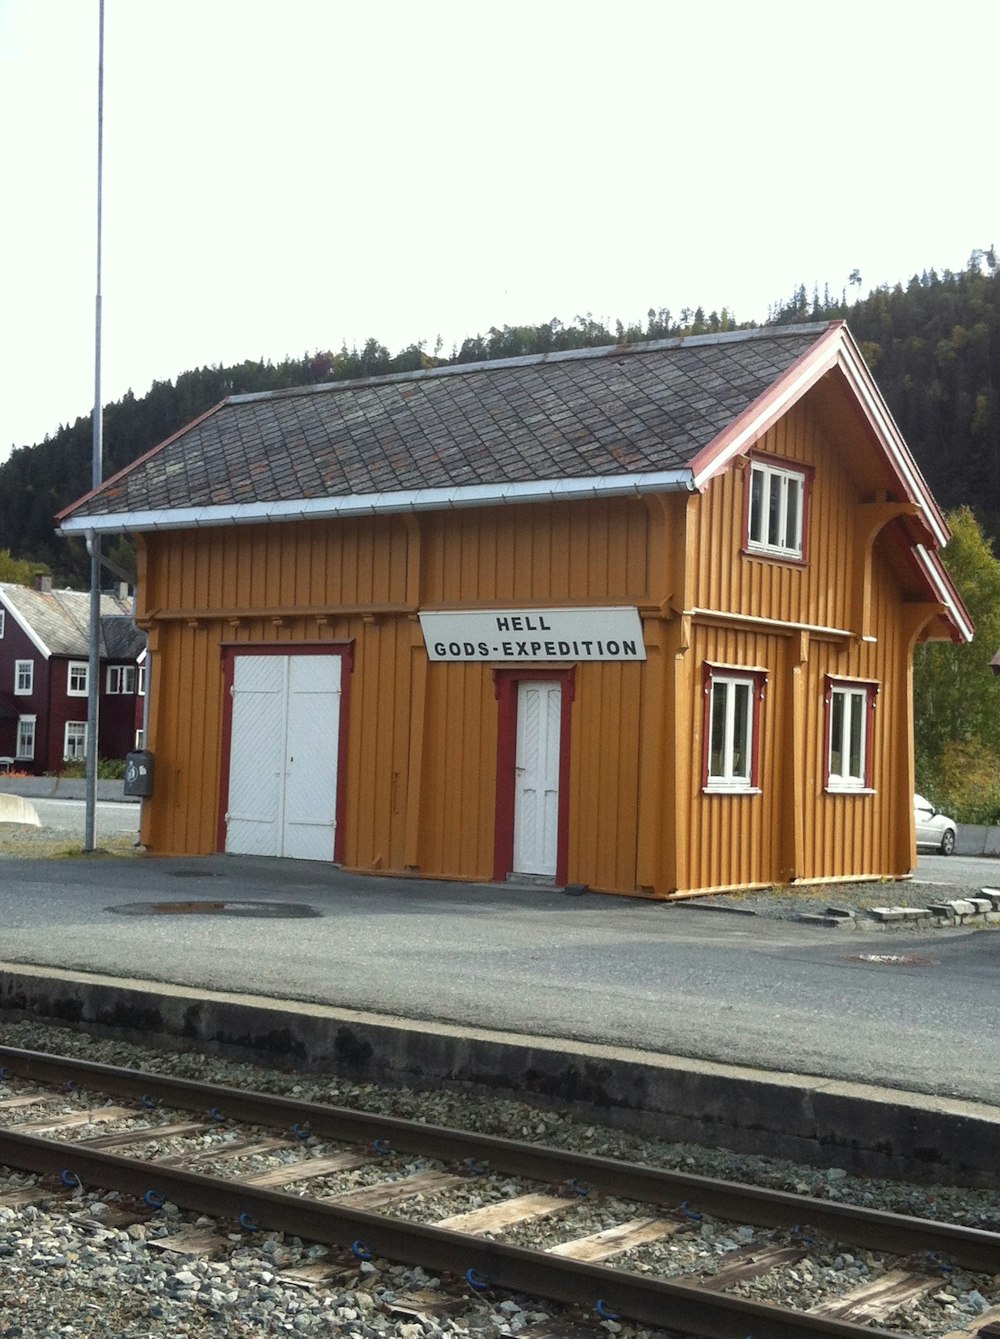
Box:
703 666 767 792
825 678 878 791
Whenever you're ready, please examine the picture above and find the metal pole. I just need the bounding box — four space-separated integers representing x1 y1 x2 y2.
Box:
84 0 105 852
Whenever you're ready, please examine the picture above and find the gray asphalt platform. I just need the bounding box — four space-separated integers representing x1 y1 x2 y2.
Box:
2 853 1000 1183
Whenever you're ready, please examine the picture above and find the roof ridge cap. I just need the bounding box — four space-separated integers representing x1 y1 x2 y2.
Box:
225 323 836 407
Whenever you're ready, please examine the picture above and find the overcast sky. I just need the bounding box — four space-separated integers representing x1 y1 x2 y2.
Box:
1 0 997 463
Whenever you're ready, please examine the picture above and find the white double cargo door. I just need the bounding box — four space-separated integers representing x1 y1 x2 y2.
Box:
225 653 341 861
512 680 562 878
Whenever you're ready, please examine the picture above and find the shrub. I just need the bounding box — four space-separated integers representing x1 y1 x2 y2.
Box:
50 758 127 781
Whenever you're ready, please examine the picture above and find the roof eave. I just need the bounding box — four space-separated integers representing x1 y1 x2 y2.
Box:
913 544 975 644
58 469 698 537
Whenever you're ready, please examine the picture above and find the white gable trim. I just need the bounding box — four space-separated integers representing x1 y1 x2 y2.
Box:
0 590 52 658
913 545 974 644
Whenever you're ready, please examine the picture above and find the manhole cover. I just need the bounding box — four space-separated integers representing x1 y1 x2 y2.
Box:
844 953 936 966
108 901 321 918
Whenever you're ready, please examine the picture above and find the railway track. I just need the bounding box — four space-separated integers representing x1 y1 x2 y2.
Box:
1 1044 998 1339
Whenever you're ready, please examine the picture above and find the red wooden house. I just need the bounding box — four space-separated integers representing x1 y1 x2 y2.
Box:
0 577 145 774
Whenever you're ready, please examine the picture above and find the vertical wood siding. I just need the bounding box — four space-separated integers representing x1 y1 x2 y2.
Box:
692 401 856 633
684 625 780 893
138 502 656 892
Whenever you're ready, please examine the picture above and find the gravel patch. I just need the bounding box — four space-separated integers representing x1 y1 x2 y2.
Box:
680 879 1000 923
0 1019 997 1338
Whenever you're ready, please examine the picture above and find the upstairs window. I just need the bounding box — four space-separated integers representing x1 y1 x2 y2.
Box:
703 665 767 792
15 660 33 695
107 665 136 695
68 661 89 696
746 458 808 560
137 663 147 696
825 678 878 791
0 609 5 636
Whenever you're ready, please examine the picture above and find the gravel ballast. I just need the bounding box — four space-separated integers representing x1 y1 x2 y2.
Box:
1 1020 998 1338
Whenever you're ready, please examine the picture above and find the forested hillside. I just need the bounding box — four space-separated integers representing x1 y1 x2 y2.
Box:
1 251 997 585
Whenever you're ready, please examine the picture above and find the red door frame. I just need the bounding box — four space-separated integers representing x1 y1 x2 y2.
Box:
217 643 354 861
492 667 574 885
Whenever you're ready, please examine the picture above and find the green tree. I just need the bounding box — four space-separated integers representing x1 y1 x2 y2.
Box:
914 506 1000 817
0 549 44 584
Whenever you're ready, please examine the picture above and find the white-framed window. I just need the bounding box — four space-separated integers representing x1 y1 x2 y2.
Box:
137 663 147 696
107 665 136 695
825 678 877 791
703 665 767 791
68 661 89 696
746 458 808 560
0 609 5 637
64 721 88 761
135 729 146 750
14 659 33 695
16 715 36 761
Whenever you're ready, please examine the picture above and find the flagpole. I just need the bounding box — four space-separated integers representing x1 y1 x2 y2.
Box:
84 0 104 852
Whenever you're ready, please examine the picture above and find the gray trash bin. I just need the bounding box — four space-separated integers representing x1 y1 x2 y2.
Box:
124 751 154 798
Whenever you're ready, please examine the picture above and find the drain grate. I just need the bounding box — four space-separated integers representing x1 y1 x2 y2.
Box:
108 900 321 919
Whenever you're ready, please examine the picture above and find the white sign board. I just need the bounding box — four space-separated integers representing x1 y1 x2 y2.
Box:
419 607 646 662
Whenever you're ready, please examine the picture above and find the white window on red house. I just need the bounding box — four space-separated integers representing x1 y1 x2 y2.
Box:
106 665 136 694
68 661 89 696
16 715 35 761
826 678 878 791
747 458 808 560
15 660 33 695
703 666 767 791
0 609 5 637
135 729 145 750
64 721 87 761
137 663 147 696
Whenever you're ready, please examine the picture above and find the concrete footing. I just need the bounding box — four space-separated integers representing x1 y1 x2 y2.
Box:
2 961 997 1188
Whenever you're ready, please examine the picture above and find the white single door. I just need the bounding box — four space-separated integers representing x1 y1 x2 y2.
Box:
282 655 341 860
226 654 341 860
513 681 562 877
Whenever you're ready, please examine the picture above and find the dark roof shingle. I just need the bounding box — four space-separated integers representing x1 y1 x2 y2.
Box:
63 327 829 520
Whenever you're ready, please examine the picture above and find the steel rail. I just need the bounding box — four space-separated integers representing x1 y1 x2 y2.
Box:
0 1126 902 1339
2 1045 998 1272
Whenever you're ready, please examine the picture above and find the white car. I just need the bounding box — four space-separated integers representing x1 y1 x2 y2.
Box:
914 794 957 855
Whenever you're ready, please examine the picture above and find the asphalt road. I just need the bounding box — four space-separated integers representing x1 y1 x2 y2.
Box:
0 848 998 1106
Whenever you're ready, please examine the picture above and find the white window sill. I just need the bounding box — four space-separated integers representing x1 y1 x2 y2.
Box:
745 544 804 562
825 784 876 795
703 784 761 796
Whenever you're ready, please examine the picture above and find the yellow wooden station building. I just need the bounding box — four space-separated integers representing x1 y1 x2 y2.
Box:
59 322 972 898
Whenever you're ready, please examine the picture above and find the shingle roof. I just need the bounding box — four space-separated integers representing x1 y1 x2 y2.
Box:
61 326 830 520
0 584 144 659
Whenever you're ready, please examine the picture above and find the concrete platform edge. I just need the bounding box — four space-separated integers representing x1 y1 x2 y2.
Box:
2 962 997 1188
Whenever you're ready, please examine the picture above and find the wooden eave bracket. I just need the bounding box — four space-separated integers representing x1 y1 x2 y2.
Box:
853 502 923 639
901 601 949 651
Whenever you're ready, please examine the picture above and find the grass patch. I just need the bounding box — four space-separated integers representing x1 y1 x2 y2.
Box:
0 831 141 860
